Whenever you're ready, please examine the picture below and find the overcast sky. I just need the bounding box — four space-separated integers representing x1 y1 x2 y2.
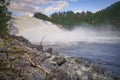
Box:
9 0 119 16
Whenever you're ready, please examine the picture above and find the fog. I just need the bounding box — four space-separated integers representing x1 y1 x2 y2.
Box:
14 15 120 44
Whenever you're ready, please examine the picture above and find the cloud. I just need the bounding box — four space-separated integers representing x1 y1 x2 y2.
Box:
9 0 46 14
67 0 78 2
9 1 42 13
8 0 73 15
11 0 51 5
44 1 68 14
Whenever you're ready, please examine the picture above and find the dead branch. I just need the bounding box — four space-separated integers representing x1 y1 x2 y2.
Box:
25 53 49 74
40 36 45 45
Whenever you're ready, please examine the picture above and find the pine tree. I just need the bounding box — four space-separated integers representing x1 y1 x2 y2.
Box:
0 0 11 36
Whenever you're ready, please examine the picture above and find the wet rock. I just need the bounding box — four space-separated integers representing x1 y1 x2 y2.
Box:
76 70 83 76
59 62 77 79
81 75 88 80
0 48 8 52
14 58 30 67
38 44 44 51
45 69 71 80
8 55 16 60
113 76 120 80
10 35 29 44
51 56 66 66
86 71 93 80
81 66 90 72
33 70 46 80
45 47 53 54
0 74 9 80
24 74 34 80
41 60 57 73
31 53 46 65
44 52 52 58
0 53 7 61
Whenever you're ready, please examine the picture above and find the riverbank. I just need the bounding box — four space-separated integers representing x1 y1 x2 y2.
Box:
0 35 118 80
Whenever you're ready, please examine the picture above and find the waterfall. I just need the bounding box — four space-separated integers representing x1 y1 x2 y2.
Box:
13 15 120 44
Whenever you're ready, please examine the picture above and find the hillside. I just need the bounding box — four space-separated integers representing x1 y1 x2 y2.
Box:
34 1 120 30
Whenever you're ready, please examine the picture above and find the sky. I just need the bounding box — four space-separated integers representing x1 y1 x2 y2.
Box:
9 0 119 16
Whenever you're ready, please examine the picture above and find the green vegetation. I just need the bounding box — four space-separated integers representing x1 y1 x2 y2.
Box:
34 12 51 21
0 0 11 36
50 11 94 29
50 1 120 30
34 1 120 30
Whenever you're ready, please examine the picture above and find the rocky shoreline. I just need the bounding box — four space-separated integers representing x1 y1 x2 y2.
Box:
0 35 119 80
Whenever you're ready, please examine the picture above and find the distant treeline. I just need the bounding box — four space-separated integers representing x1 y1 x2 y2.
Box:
34 1 120 30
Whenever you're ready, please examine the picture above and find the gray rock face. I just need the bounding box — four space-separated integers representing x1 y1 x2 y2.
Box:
0 36 115 80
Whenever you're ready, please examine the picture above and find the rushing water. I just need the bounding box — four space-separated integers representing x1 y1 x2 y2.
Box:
51 41 120 77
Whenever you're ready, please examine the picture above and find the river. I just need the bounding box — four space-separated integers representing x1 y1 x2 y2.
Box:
49 41 120 77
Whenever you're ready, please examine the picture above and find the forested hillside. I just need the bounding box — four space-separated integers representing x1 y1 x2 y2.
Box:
34 1 120 30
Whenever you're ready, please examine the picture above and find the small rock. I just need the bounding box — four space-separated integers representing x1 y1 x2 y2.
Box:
45 69 71 80
0 53 7 61
37 44 43 51
52 56 66 66
14 58 30 67
86 71 93 80
24 74 34 80
33 71 46 80
44 52 52 58
45 47 52 54
76 70 83 76
81 75 88 80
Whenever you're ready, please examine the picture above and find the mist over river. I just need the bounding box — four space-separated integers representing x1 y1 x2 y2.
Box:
14 16 120 77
